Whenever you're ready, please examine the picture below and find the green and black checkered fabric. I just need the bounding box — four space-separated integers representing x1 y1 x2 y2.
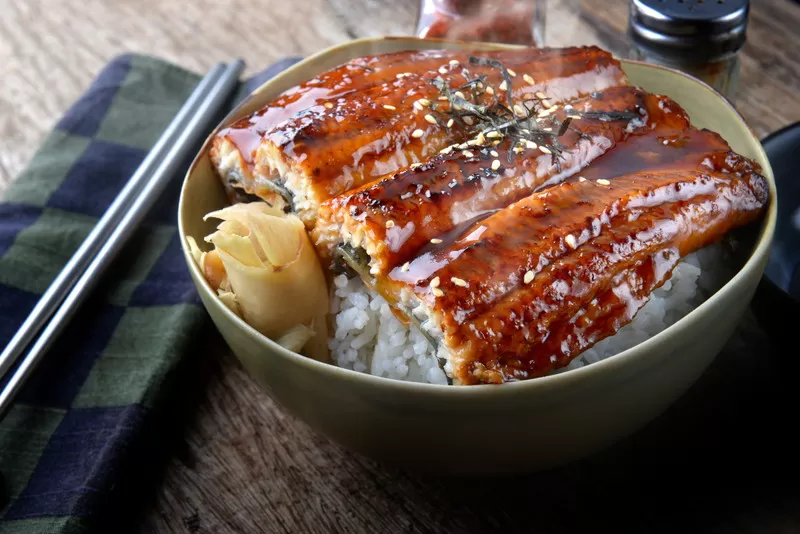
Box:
0 54 302 533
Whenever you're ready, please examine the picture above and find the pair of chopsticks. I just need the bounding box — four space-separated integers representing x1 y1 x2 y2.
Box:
0 59 245 421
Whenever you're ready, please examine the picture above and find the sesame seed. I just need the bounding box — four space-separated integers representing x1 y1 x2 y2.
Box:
440 145 453 154
383 104 396 110
524 270 534 284
513 104 527 117
597 179 611 185
467 138 479 146
542 100 554 109
418 98 431 106
385 220 395 228
446 118 454 128
523 74 535 85
396 73 405 79
662 139 669 145
486 131 502 138
475 132 486 145
521 128 531 134
439 67 448 74
424 114 437 124
401 262 410 272
568 114 581 120
490 150 499 157
411 129 425 138
462 150 474 158
439 96 449 101
458 143 469 149
404 72 413 77
413 101 423 111
499 80 508 91
486 86 495 95
491 159 501 171
463 116 474 125
507 68 517 77
578 176 587 182
432 288 444 297
451 277 468 287
537 108 554 118
324 102 334 109
535 91 547 99
513 146 525 154
430 238 443 244
454 91 465 99
430 276 441 287
565 234 577 249
525 140 537 149
410 162 422 169
539 146 552 154
449 59 460 66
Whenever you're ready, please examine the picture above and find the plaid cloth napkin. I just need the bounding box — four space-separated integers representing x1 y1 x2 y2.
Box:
0 54 301 533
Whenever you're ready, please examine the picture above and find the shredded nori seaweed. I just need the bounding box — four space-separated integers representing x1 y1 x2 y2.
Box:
425 57 571 166
335 244 371 280
260 180 295 212
425 56 639 170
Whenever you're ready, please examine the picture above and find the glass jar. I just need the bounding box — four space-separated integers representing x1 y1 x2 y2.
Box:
628 0 748 101
416 0 546 46
628 47 741 101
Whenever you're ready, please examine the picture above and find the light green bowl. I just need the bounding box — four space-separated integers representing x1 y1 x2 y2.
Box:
179 37 776 474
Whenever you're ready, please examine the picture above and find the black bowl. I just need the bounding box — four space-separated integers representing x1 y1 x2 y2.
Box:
751 122 800 338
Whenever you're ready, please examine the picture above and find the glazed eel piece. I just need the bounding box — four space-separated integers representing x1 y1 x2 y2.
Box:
382 159 768 384
314 87 708 275
209 46 628 225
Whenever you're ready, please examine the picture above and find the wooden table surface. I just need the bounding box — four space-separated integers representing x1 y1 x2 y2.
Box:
2 0 800 532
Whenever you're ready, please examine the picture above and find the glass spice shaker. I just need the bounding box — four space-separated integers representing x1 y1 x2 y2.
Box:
628 0 749 100
416 0 546 47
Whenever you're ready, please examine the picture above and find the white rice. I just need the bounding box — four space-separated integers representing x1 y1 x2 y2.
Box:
329 274 449 384
328 244 733 384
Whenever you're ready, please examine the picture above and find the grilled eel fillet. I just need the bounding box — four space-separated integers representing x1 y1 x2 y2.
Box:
388 162 766 384
209 46 628 226
319 93 768 384
315 85 663 274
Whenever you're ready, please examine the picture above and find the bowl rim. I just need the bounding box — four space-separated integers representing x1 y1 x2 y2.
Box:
178 36 777 397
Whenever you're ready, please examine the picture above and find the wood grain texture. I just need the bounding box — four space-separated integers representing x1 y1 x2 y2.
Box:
1 0 799 532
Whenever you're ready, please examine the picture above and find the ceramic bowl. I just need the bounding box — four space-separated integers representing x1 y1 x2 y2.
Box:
178 37 777 474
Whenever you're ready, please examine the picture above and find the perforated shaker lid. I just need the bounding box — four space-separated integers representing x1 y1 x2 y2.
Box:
629 0 749 62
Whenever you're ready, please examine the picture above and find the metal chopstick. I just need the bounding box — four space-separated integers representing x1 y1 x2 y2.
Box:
0 59 245 420
0 63 227 382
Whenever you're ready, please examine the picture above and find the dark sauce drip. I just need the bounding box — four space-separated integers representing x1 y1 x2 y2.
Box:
574 126 731 183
